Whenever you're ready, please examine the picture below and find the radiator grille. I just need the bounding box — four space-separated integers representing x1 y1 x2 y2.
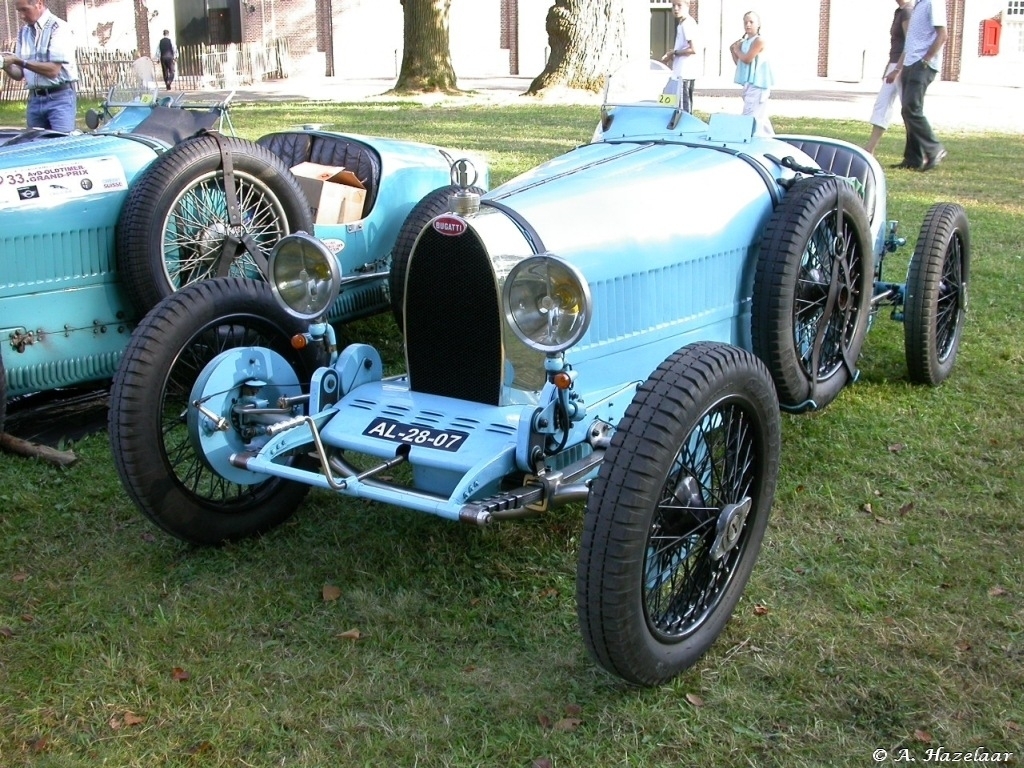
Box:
8 350 122 397
404 226 502 405
325 279 389 324
0 227 116 291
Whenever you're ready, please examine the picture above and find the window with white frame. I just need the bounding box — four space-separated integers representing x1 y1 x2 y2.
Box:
1007 1 1024 55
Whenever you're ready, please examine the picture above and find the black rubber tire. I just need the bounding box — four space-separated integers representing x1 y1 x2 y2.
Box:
108 278 325 545
388 184 485 330
904 203 970 386
116 135 313 316
576 342 781 686
752 175 873 411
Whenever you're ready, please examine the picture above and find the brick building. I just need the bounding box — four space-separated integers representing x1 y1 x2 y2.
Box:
2 0 1021 87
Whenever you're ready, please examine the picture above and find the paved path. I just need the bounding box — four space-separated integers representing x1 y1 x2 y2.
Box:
220 74 1023 135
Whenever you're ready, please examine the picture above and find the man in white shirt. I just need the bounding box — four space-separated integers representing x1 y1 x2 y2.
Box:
660 1 700 114
2 0 79 132
894 0 948 171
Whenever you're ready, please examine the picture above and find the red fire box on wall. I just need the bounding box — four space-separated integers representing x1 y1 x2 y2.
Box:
982 18 1001 56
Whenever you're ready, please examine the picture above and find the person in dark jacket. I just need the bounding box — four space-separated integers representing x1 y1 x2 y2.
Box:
157 30 177 90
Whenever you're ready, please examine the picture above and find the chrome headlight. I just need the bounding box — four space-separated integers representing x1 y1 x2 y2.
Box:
268 233 341 321
503 254 592 353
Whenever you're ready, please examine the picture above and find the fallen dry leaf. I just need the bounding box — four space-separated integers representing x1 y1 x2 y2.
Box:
988 586 1009 597
861 503 873 514
686 693 705 708
874 516 892 525
553 717 582 732
888 443 906 453
12 572 28 582
537 713 552 729
21 614 34 623
28 735 48 753
337 628 363 640
898 502 914 516
913 729 932 743
565 703 582 716
532 759 553 768
171 666 191 681
753 605 769 616
110 711 146 729
954 640 972 652
1006 721 1021 733
0 627 14 638
322 584 342 602
186 740 213 756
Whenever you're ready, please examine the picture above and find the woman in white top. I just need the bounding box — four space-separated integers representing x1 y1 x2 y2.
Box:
730 11 774 136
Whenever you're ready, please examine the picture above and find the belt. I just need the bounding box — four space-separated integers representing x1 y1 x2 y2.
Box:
29 82 72 96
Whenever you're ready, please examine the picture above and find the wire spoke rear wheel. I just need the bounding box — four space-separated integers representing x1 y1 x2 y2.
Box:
904 203 970 385
752 176 873 411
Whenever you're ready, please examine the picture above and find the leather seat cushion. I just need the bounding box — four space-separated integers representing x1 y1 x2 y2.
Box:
257 131 382 213
781 138 877 224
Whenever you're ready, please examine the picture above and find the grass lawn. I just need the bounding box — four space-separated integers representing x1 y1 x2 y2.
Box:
0 96 1022 767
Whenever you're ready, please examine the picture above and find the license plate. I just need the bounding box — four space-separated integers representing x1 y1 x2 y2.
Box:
362 417 469 452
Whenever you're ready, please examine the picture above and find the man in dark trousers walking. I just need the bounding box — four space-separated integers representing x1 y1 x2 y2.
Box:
157 30 177 90
894 0 948 171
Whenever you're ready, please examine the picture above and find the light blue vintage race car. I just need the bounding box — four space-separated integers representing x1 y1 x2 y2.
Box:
108 66 969 686
0 86 488 433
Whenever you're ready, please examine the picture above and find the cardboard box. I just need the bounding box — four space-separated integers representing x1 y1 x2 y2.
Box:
290 162 367 224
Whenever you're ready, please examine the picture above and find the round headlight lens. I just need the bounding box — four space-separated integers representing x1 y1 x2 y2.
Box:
269 233 341 320
503 255 592 353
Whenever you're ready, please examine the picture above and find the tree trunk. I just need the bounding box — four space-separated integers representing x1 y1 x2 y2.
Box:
527 0 628 95
392 0 459 94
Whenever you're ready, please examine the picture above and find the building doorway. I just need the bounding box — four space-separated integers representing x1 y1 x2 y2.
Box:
650 2 675 60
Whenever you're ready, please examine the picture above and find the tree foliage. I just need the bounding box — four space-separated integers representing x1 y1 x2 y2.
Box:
528 0 629 95
393 0 459 94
